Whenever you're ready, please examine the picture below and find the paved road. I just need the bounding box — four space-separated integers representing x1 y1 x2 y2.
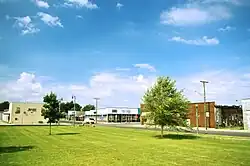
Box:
96 123 250 138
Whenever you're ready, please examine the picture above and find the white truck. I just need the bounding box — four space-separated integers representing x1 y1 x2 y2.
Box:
83 118 95 125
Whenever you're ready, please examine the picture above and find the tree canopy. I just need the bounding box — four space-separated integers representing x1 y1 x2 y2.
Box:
41 92 61 135
60 101 82 113
142 76 189 137
82 104 95 112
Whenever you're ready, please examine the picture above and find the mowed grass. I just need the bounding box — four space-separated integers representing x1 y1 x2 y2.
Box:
1 126 250 166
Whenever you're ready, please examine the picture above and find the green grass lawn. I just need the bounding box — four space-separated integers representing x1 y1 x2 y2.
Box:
1 126 250 166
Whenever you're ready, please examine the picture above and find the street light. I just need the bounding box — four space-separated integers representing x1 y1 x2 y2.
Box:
58 98 63 126
93 98 100 124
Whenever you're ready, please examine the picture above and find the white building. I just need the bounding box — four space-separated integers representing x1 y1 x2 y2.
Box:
3 102 46 124
241 98 250 130
85 107 140 122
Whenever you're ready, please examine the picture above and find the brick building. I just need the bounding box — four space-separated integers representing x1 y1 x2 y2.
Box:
140 102 216 128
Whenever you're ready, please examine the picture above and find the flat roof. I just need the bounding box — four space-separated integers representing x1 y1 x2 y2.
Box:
215 105 241 109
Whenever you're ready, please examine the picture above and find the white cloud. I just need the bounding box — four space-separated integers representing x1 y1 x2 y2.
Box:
1 69 250 107
76 15 83 19
176 70 250 105
116 2 123 9
170 36 219 46
218 26 236 32
64 0 98 9
134 64 156 72
37 12 63 28
11 16 40 35
160 3 231 26
33 0 49 8
0 71 155 107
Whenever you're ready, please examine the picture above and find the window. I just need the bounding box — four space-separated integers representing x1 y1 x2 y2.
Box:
15 118 18 121
15 107 20 114
112 109 117 113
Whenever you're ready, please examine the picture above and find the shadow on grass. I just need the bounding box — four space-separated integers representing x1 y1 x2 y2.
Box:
153 134 200 140
55 132 80 135
0 146 35 154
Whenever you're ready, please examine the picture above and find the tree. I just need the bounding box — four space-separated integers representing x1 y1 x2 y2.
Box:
59 101 82 114
142 76 189 138
0 101 9 111
41 92 61 135
82 104 95 112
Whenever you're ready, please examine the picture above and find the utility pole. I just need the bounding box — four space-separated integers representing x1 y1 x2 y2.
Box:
72 95 76 126
195 104 199 134
58 98 63 126
94 98 100 124
200 80 209 131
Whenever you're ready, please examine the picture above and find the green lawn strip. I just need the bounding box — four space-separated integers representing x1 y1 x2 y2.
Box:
1 126 250 166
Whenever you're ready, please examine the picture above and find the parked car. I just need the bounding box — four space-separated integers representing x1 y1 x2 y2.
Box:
83 118 95 125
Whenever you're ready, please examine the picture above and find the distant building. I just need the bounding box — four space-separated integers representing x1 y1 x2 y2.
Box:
4 102 46 124
140 102 244 129
241 98 250 130
85 107 140 122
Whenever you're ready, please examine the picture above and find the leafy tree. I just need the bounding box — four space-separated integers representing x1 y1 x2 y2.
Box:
41 92 60 135
82 104 95 112
0 101 9 111
59 101 82 113
142 76 189 137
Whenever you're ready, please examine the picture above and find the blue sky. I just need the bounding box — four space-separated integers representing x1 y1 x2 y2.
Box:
0 0 250 107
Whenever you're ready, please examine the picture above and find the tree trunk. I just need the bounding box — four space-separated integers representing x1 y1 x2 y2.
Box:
161 125 164 138
49 122 52 135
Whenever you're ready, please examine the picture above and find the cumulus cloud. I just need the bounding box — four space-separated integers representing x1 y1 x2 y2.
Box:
10 16 40 35
170 36 219 46
134 64 156 72
37 12 63 27
160 2 231 26
1 69 250 106
116 2 123 9
64 0 98 9
0 71 155 107
33 0 49 8
218 26 236 32
176 70 250 105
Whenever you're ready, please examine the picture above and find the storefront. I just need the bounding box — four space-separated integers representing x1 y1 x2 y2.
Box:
85 107 140 123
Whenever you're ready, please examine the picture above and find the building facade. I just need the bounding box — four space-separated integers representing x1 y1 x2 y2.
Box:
4 102 45 124
140 102 217 128
241 98 250 130
85 107 140 123
215 105 243 128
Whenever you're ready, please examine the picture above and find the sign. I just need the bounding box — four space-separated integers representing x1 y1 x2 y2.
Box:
206 112 210 117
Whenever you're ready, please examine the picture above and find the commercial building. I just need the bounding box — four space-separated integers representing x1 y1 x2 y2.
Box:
85 107 140 122
215 105 243 128
3 102 45 124
140 102 244 129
